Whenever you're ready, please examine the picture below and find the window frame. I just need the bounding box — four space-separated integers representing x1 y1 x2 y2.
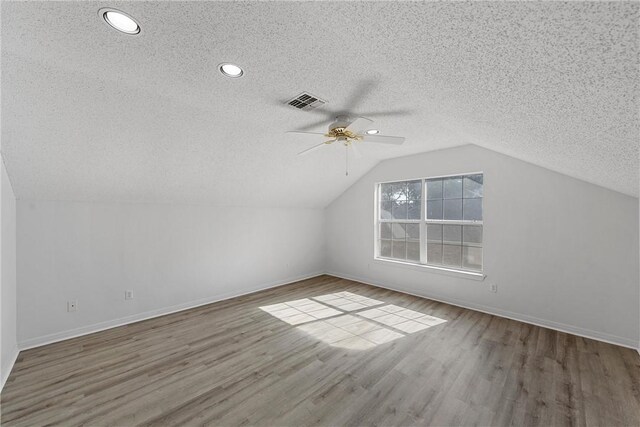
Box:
374 172 484 277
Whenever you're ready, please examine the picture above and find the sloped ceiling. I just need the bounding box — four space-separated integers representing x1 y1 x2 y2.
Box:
1 1 638 207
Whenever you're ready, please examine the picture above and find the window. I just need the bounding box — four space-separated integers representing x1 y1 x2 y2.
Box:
376 173 483 273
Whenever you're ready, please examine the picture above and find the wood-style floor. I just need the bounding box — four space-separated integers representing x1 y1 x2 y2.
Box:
2 275 639 426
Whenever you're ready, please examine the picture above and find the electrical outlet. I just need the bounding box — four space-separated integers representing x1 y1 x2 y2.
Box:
490 283 498 293
125 290 134 300
67 300 78 312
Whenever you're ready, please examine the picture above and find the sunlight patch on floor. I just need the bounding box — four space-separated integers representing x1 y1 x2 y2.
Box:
258 298 342 325
259 292 447 350
312 291 384 311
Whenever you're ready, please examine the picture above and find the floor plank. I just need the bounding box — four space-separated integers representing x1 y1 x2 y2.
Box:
1 275 638 426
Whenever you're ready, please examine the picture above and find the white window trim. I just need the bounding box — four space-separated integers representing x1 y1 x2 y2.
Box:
373 257 486 281
374 172 484 277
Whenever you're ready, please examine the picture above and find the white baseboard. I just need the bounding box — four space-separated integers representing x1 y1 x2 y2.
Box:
1 344 20 393
327 271 640 350
19 272 324 351
15 270 640 354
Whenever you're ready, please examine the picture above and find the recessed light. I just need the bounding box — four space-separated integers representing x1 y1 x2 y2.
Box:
99 8 140 35
219 63 244 78
366 129 379 135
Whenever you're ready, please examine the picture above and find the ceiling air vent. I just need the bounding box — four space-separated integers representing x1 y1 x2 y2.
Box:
286 92 327 111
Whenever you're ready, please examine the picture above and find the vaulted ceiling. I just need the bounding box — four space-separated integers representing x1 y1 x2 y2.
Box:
1 1 638 207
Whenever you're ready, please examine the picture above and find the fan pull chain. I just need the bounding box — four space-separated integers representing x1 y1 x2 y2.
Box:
345 143 349 176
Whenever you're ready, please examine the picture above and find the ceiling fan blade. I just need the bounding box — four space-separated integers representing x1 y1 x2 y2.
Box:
362 134 405 145
297 141 333 156
343 80 377 112
291 118 332 132
286 131 328 140
357 109 413 118
345 117 374 134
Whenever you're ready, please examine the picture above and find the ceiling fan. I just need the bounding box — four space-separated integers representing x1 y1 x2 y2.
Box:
287 115 405 157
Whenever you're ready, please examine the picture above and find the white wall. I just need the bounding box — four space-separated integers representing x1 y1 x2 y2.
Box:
9 144 640 353
17 201 325 348
1 161 18 389
325 145 640 348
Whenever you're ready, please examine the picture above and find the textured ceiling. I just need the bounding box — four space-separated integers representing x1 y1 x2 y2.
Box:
1 1 638 207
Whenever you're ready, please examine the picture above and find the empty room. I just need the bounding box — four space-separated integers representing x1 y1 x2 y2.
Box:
0 1 638 426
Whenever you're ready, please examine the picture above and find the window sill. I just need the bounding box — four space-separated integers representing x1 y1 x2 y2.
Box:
373 258 486 281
